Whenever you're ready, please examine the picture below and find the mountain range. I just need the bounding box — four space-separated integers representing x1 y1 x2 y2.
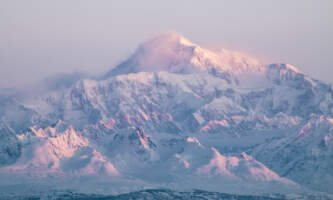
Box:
0 32 332 199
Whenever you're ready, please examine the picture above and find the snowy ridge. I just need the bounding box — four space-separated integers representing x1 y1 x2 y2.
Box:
3 125 119 177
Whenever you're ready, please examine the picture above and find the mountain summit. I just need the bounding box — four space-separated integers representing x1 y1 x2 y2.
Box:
105 32 302 87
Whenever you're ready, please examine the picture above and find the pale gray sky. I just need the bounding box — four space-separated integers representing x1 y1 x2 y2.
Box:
0 0 332 88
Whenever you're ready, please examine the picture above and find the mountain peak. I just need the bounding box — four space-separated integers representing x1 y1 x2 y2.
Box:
106 32 264 79
131 32 200 74
104 33 305 88
104 32 200 77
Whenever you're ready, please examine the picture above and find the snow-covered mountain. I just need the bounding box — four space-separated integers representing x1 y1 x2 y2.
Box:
251 115 333 192
0 32 333 197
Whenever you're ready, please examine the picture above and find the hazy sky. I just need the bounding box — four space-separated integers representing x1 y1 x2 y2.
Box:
1 0 332 88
